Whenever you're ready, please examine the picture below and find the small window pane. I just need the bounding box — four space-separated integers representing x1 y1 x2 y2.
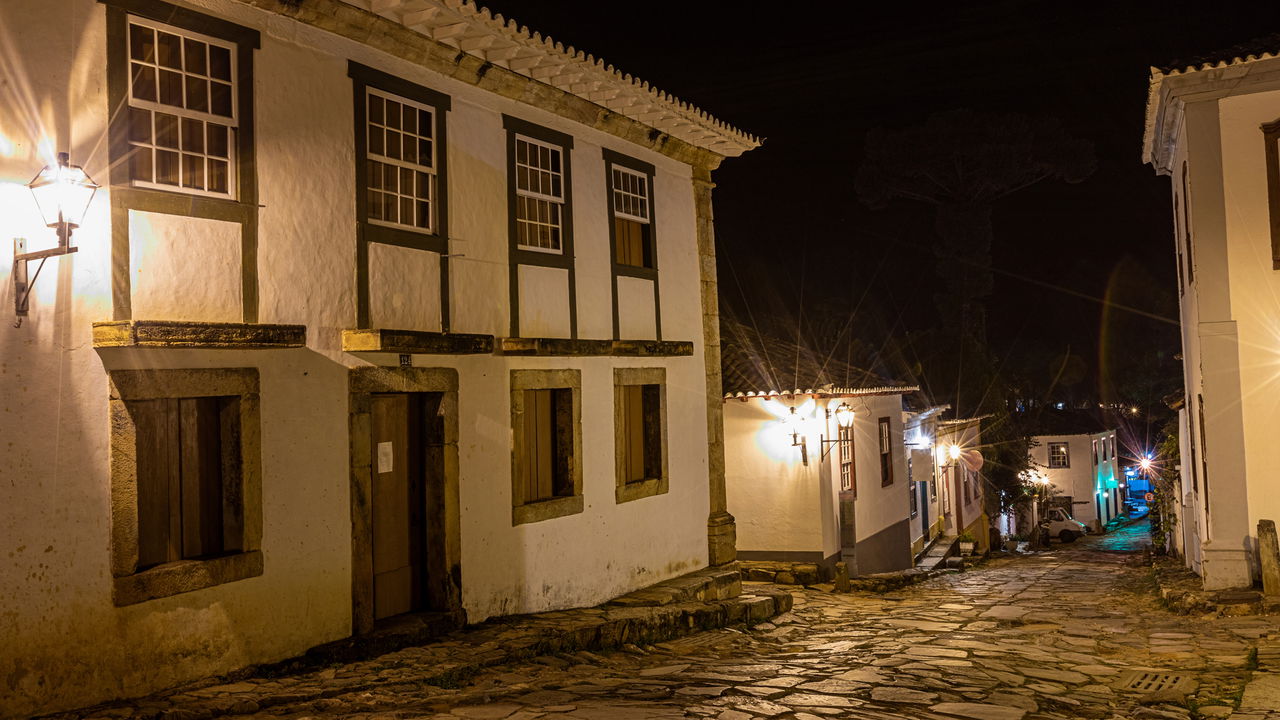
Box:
185 76 208 112
368 160 383 190
129 24 155 62
403 106 416 134
416 201 431 228
157 32 182 69
368 127 384 156
419 139 432 167
207 160 228 193
209 45 232 81
184 39 207 75
368 95 383 124
206 124 228 158
181 117 204 153
131 63 157 102
210 82 232 117
159 69 183 107
182 154 204 189
129 148 153 183
128 107 152 143
385 131 400 160
156 150 179 185
386 101 401 129
155 113 179 149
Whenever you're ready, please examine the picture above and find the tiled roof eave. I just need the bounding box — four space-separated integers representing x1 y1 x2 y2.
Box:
336 0 760 157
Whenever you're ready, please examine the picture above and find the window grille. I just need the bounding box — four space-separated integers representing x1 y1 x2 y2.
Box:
365 88 436 232
126 18 236 196
514 135 564 252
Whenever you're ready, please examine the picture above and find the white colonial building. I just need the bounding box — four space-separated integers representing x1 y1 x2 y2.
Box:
1028 426 1122 534
722 386 919 578
1144 40 1280 590
0 0 757 714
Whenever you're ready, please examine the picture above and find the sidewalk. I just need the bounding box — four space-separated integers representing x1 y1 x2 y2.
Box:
53 567 792 720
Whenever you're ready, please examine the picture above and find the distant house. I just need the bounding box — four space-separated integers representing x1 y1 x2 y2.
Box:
936 416 991 552
905 406 949 557
1028 428 1122 534
1143 39 1280 589
722 385 919 578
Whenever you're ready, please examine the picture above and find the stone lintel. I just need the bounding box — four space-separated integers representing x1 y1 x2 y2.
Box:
611 339 694 357
94 320 306 349
499 337 694 357
341 328 494 355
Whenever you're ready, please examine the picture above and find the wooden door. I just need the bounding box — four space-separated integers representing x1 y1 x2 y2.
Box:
371 393 427 620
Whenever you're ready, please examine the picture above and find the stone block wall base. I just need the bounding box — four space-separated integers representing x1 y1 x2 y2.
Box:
739 561 827 585
707 512 737 566
1201 545 1254 591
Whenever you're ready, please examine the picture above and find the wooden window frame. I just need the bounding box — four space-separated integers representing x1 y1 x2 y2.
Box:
1267 119 1280 269
613 367 668 504
349 61 452 330
510 369 583 525
878 416 893 487
838 425 854 494
604 149 662 340
108 367 262 606
503 115 577 339
104 0 260 323
1048 442 1070 469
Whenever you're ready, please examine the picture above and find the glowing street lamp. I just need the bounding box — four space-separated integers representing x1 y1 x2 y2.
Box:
819 402 856 462
1139 456 1153 473
14 152 99 320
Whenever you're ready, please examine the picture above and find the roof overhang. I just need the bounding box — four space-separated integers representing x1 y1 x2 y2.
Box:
317 0 761 158
1144 50 1280 174
723 384 920 402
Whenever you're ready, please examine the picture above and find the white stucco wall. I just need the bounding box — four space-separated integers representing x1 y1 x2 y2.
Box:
0 0 717 714
1218 90 1280 559
852 394 910 545
723 398 827 556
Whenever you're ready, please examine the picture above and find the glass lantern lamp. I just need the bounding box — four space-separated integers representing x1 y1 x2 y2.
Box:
14 152 99 320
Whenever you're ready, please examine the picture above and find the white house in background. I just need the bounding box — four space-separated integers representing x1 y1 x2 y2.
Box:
936 416 991 553
1144 39 1280 589
1028 427 1122 534
905 405 949 557
0 0 759 714
723 385 918 578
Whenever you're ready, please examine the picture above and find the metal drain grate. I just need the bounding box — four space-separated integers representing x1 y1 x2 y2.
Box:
1115 670 1197 694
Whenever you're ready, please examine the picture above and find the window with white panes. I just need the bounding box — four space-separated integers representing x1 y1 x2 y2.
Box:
365 89 436 232
611 166 652 267
126 18 235 196
1048 442 1070 468
514 135 565 252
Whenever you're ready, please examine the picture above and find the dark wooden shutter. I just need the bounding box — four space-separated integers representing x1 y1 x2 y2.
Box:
133 398 181 569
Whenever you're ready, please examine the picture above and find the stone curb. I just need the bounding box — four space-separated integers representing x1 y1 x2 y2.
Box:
1150 557 1279 617
54 588 793 720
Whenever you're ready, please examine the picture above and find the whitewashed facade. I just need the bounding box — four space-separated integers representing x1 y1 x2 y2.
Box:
935 417 989 551
0 0 758 714
1028 430 1122 533
1144 43 1280 589
722 387 918 577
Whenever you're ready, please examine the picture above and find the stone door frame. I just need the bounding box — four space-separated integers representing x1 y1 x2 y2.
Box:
349 367 462 634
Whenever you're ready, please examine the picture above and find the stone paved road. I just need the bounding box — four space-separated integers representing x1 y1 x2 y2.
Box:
143 521 1280 720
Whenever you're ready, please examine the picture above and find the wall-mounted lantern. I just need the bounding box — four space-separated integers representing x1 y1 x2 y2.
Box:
14 152 99 321
817 402 855 462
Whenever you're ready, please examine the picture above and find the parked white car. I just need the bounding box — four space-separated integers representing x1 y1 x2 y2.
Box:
1041 508 1090 543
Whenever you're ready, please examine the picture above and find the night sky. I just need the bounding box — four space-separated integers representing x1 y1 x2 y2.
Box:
482 1 1280 404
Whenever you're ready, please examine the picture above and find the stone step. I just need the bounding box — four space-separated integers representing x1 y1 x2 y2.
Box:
607 564 742 607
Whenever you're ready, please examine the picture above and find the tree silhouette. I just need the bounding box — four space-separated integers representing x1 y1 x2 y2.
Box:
856 109 1096 503
856 109 1095 414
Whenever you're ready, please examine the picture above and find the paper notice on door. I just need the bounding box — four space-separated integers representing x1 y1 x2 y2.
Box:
377 441 394 474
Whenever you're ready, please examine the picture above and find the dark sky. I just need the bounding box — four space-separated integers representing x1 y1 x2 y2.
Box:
482 1 1280 400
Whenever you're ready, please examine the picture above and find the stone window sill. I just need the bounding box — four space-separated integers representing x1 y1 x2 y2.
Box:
341 328 493 354
112 550 263 606
499 337 693 357
512 495 584 526
94 320 306 349
616 476 669 504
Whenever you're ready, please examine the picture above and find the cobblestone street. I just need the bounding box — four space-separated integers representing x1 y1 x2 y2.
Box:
83 521 1280 720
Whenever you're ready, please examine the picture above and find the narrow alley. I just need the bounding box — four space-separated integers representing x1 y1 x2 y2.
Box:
70 522 1280 720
